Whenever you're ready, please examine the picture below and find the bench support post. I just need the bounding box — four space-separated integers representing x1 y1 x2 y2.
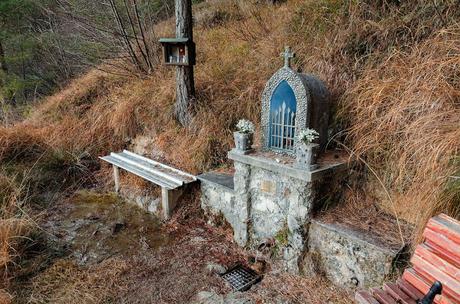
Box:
113 165 120 193
161 186 184 219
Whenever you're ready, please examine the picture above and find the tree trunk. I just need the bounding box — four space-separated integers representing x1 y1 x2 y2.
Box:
0 39 8 74
174 0 195 127
0 39 14 106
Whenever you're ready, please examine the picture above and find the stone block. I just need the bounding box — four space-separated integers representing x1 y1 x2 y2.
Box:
120 186 161 215
198 172 249 246
306 220 403 289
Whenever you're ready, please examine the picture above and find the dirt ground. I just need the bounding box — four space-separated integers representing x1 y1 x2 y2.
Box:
8 190 352 304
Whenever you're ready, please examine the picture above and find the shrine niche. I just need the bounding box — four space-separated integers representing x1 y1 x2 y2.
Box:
261 47 330 153
159 38 196 66
199 46 347 275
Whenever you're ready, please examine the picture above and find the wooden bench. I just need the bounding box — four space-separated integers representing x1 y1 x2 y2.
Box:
100 150 197 219
355 213 460 304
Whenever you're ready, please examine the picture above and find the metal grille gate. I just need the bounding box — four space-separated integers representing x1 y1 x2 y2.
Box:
270 101 296 152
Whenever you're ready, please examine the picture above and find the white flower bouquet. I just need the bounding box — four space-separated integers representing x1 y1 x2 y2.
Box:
297 128 319 145
236 119 255 134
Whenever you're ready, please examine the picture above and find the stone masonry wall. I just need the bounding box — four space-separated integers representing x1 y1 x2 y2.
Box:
200 177 248 246
234 162 315 273
306 220 402 289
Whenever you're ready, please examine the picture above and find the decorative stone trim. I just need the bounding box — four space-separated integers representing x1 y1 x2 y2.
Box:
261 67 312 155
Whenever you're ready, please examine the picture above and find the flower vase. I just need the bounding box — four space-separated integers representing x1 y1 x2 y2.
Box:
295 143 319 171
234 132 253 154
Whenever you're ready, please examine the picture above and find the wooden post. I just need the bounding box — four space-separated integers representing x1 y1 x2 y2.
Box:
174 0 195 127
113 165 120 193
161 186 183 220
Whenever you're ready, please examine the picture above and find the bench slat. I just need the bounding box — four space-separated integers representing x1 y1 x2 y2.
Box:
123 150 196 182
371 288 397 304
113 152 184 186
383 282 417 304
397 278 424 301
411 253 460 300
423 227 460 268
101 155 176 189
355 214 460 304
402 268 447 304
355 290 380 304
427 215 460 246
414 244 460 281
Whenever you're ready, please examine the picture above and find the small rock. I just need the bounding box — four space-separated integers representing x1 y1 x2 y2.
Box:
206 262 227 275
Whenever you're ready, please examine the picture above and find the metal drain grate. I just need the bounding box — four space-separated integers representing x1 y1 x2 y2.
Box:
221 265 262 291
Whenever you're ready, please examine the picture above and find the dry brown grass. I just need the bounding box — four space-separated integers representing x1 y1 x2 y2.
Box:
27 258 130 304
0 174 32 295
0 125 47 162
252 272 352 304
0 0 458 248
0 290 12 304
7 1 460 302
0 219 29 272
343 25 460 241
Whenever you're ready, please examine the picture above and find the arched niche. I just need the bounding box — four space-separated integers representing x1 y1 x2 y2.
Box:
261 67 330 154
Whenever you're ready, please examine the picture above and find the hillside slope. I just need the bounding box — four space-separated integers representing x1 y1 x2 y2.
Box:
1 0 459 284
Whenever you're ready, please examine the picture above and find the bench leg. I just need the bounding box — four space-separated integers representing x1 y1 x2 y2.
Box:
113 165 120 193
161 187 184 220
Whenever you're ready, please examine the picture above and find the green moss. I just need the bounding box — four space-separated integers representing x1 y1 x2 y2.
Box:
71 190 121 206
271 223 290 257
275 225 289 246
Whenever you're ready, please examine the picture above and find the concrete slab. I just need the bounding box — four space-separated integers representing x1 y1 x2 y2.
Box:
228 149 346 182
198 172 235 190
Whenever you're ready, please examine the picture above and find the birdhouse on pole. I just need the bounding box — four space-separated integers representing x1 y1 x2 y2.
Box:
159 38 196 66
159 0 196 127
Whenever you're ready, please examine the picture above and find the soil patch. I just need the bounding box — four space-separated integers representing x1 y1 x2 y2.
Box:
9 190 353 304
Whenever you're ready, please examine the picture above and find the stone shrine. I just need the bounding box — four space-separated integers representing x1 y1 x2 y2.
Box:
261 47 330 153
199 46 346 274
121 45 405 289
